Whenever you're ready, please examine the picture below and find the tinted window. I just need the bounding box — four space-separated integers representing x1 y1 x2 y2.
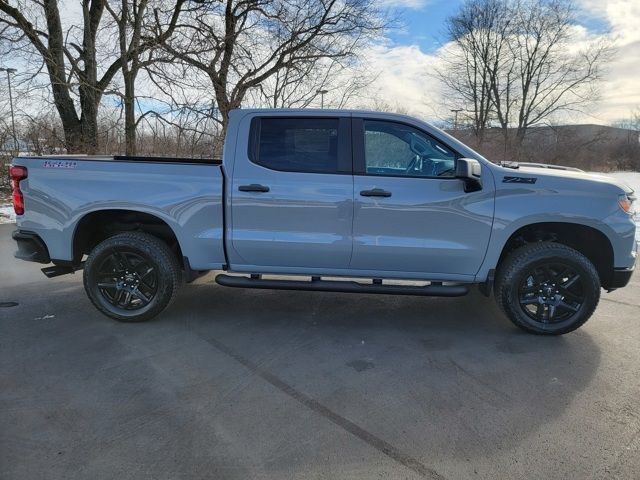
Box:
364 120 457 178
252 118 341 173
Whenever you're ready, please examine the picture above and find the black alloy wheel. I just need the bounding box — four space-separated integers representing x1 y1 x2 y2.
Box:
518 262 585 324
495 242 600 335
95 249 158 311
83 232 181 322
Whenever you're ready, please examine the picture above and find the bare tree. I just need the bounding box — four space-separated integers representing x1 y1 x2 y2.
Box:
257 59 335 109
0 118 9 150
0 1 114 152
0 0 184 153
252 57 376 109
22 112 65 154
104 0 184 155
162 0 385 146
505 0 610 144
437 0 611 152
436 0 511 144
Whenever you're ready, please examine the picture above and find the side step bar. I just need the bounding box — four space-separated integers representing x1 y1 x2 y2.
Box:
41 262 84 278
215 274 469 297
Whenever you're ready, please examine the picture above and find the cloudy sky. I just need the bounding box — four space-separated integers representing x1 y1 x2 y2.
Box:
371 0 640 125
0 0 637 129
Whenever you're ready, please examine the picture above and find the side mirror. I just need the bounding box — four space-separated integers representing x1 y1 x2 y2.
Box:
456 158 482 192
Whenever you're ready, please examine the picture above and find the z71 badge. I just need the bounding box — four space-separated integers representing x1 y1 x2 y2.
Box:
43 160 77 169
503 176 537 184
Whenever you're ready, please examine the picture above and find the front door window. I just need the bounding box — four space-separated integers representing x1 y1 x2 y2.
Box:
363 120 457 178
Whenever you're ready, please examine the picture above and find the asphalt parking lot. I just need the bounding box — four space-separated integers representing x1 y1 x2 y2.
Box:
1 223 639 480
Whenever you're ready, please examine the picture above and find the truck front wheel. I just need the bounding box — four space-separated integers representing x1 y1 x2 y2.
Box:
83 232 181 322
495 242 600 335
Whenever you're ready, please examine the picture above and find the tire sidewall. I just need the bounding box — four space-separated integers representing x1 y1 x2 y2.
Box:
497 244 600 335
83 234 178 322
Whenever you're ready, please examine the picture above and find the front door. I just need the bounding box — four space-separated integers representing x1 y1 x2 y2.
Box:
229 115 354 270
350 118 494 277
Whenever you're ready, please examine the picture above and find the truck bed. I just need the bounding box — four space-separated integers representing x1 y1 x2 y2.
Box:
18 154 222 165
13 155 226 270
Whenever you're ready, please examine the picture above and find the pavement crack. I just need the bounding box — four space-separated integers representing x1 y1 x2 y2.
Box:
202 335 446 480
601 298 640 308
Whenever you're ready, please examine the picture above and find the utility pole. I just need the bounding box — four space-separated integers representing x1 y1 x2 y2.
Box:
450 108 463 131
0 68 18 153
316 89 328 109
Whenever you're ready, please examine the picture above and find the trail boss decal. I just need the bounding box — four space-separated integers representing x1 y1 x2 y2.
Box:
503 176 537 184
43 160 77 169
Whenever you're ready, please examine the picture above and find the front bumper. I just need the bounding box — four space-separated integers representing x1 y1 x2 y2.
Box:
608 266 635 290
12 230 51 264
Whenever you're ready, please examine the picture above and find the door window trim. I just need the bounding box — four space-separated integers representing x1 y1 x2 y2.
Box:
352 117 461 179
248 116 352 175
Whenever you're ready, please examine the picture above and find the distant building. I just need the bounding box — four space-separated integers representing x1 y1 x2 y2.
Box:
0 138 33 155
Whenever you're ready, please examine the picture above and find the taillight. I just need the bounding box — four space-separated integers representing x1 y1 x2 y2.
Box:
9 165 27 215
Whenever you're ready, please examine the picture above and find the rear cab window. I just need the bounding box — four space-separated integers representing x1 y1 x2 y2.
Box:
249 117 351 174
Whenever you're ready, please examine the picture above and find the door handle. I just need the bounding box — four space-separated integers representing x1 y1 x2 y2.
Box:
360 188 392 197
239 184 270 192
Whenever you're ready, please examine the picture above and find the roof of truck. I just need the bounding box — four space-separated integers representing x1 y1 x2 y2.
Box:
232 107 427 120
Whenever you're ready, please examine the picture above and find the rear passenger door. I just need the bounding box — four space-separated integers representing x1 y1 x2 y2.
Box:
228 114 354 270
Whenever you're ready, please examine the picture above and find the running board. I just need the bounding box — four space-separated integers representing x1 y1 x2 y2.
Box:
215 274 469 297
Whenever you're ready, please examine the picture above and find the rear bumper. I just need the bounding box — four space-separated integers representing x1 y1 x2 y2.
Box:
12 230 51 264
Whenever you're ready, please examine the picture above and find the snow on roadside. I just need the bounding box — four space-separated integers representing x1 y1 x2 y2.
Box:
0 204 15 224
605 171 640 193
605 172 640 243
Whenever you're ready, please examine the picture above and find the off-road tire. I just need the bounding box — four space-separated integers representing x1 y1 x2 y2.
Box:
495 242 600 335
83 232 181 322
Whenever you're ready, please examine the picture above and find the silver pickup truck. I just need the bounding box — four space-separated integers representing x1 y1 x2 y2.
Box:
9 109 637 334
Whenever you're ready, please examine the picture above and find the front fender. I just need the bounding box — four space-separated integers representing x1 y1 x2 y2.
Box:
475 183 636 280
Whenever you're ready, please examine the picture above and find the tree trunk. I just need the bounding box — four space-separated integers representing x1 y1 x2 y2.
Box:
61 120 84 153
79 86 100 154
512 127 527 160
123 70 137 156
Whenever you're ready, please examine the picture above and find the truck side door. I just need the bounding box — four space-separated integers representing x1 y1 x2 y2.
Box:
228 114 354 270
350 117 494 278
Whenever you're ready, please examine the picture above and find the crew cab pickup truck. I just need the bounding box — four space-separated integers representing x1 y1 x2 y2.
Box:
9 109 637 334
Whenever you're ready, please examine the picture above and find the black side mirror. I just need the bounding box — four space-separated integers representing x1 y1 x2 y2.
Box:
456 158 482 192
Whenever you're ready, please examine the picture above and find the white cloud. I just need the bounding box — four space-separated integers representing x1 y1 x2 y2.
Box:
359 43 445 120
580 0 640 44
361 0 640 125
576 0 640 122
378 0 429 9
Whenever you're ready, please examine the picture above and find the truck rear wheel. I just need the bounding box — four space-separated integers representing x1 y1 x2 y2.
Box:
495 242 600 335
83 232 181 322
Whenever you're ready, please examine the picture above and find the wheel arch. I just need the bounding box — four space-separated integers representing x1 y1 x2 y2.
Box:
495 222 614 288
72 209 184 268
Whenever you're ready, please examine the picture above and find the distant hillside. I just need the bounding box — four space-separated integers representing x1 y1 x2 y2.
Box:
447 124 640 171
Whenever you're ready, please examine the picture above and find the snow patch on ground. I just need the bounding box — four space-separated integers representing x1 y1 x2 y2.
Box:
606 172 640 243
0 205 15 224
606 171 640 192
